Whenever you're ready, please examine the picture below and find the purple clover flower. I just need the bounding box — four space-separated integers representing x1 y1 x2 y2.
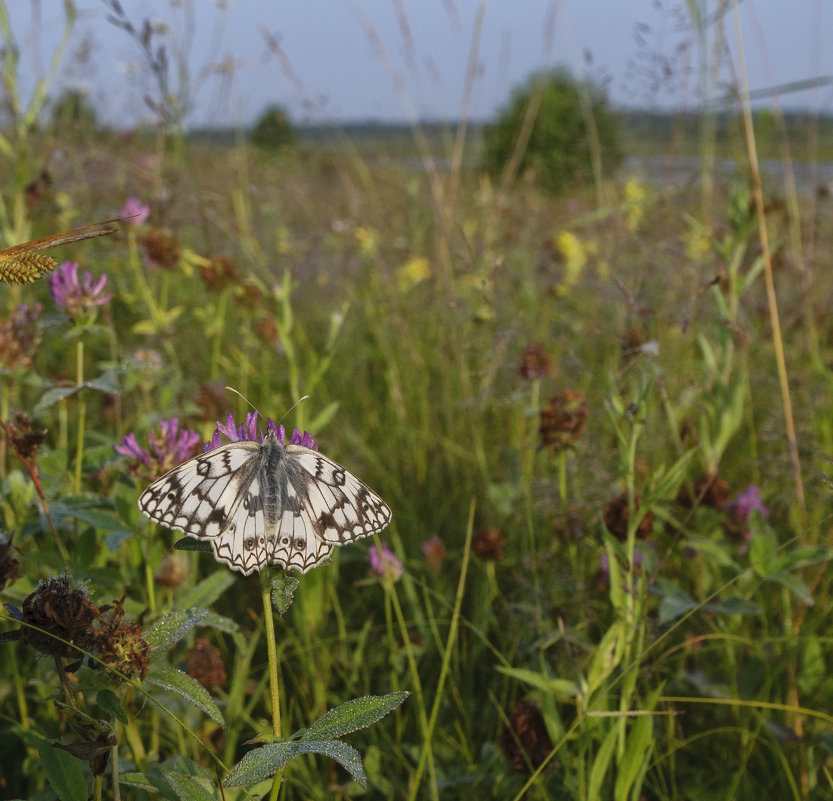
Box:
49 261 111 318
204 411 318 452
120 197 150 225
728 485 770 520
115 418 201 479
369 542 403 582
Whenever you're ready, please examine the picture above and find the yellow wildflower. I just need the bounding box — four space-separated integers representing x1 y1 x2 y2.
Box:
396 256 431 294
355 226 378 258
623 178 647 232
556 231 587 289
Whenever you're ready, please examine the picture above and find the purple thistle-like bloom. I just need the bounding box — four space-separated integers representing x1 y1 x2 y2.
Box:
204 411 318 453
115 418 201 479
49 261 111 318
729 485 770 521
120 196 150 225
369 542 403 582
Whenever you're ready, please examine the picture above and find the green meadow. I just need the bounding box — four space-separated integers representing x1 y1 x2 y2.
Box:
3 12 833 801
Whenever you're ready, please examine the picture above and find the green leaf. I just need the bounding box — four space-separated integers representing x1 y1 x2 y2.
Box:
303 692 409 740
765 572 813 606
798 634 825 693
119 772 177 797
163 772 217 801
299 739 366 788
85 369 121 395
34 384 80 412
36 737 89 801
179 572 236 609
271 573 300 615
96 688 128 724
587 621 625 691
144 608 209 651
772 545 833 574
705 596 761 616
174 536 213 554
145 665 225 727
198 610 241 638
105 529 134 550
495 666 579 698
587 724 618 801
654 578 698 624
749 527 779 578
224 742 298 787
614 708 654 801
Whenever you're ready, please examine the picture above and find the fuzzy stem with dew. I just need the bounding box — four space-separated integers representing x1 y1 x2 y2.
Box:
73 339 85 493
261 573 285 798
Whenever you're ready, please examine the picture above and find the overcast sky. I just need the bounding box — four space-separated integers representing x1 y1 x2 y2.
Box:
6 1 833 128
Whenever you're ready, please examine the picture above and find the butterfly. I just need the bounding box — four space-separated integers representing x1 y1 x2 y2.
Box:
138 428 391 575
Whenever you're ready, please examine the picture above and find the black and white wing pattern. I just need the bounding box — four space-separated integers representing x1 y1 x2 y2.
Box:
138 431 391 575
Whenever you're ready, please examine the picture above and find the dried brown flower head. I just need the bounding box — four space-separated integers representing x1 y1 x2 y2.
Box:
89 597 150 680
676 473 730 511
185 638 227 691
142 228 182 270
255 315 280 349
500 699 554 772
539 390 587 452
194 381 228 423
22 574 99 658
0 303 42 371
603 491 654 542
199 256 239 292
421 535 447 572
472 527 506 561
518 343 553 380
155 552 190 588
3 413 47 461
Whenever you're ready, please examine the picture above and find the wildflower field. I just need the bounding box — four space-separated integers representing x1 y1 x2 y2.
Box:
3 14 833 801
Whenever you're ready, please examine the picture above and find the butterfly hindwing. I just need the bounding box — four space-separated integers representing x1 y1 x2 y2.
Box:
138 432 391 576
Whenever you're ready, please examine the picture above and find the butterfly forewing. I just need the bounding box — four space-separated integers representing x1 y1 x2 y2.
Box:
138 432 392 575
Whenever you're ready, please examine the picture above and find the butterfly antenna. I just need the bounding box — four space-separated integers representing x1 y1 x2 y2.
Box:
223 387 310 427
278 395 310 426
224 386 264 419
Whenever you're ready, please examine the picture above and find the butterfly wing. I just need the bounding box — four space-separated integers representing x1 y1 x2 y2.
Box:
139 441 269 575
283 445 392 545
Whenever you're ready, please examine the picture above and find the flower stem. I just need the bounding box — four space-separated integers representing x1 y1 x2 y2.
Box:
260 574 285 798
74 338 85 493
261 579 281 737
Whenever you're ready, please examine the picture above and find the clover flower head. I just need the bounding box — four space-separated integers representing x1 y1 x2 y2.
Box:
0 302 42 370
120 196 150 225
115 418 201 479
205 410 318 452
729 485 770 521
369 542 403 582
49 261 111 318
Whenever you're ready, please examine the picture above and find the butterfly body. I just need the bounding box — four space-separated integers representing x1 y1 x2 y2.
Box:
139 430 391 575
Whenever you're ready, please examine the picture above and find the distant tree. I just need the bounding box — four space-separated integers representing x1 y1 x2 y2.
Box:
250 105 298 151
49 89 98 134
483 69 621 194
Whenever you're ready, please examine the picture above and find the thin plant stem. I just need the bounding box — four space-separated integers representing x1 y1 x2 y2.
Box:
74 338 85 493
410 498 475 798
261 575 285 799
730 1 805 526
